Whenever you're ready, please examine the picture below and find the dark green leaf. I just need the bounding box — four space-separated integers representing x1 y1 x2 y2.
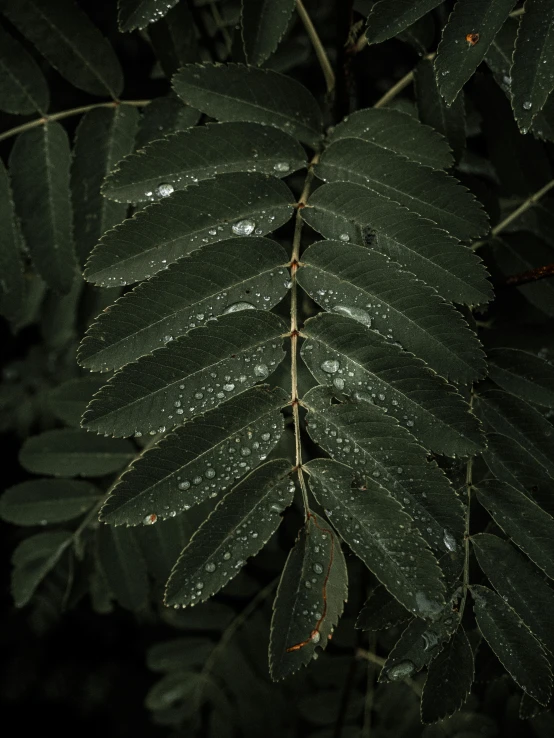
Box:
434 0 517 105
118 0 179 32
96 524 149 611
472 534 554 656
297 240 486 383
302 183 492 306
164 459 294 607
99 386 287 526
487 347 554 408
0 0 124 98
173 63 323 147
364 0 444 45
472 584 551 705
0 21 48 114
356 585 411 631
145 671 201 714
82 310 287 437
9 122 76 294
19 429 135 477
306 458 446 620
269 511 348 680
72 106 139 265
147 637 213 672
135 514 191 583
301 313 484 457
241 0 296 66
0 159 25 326
12 531 72 607
48 376 108 428
511 0 554 131
0 479 101 525
135 96 200 150
421 628 474 723
84 172 294 286
476 479 554 580
147 2 197 78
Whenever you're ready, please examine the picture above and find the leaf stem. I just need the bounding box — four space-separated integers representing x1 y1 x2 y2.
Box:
296 0 335 94
491 179 554 237
373 52 435 108
458 393 474 620
0 99 151 143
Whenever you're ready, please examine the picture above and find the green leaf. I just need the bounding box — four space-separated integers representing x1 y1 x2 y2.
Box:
117 0 179 32
415 56 466 161
82 310 287 437
241 0 296 66
421 628 474 723
12 531 72 607
306 458 446 620
103 122 306 204
297 240 485 383
84 172 294 287
135 96 200 150
364 0 444 45
147 637 213 672
475 479 554 581
0 21 49 114
269 512 348 680
99 386 287 526
0 159 25 327
487 347 554 408
301 313 484 457
511 0 554 131
356 585 411 631
48 376 108 428
9 122 76 294
173 63 323 147
434 0 517 105
19 429 135 477
304 386 465 552
302 183 492 306
135 514 191 583
72 106 139 265
0 479 101 525
472 534 554 656
329 107 453 170
0 0 123 98
472 584 551 705
147 2 197 78
96 524 149 611
316 139 488 241
164 459 294 607
79 237 289 372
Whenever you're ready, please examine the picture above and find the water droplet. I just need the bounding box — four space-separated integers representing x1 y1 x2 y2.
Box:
311 631 321 644
387 660 415 681
205 563 216 573
240 447 251 456
261 432 271 441
523 101 532 110
196 581 204 589
205 468 216 479
156 183 174 197
232 219 256 236
224 301 255 314
331 304 372 328
339 233 350 242
422 631 439 651
321 359 340 374
333 377 345 390
273 161 290 172
443 529 457 552
284 280 293 289
193 476 202 485
254 363 269 378
223 383 235 392
415 592 442 619
223 552 231 560
179 480 191 490
313 563 323 574
143 513 157 525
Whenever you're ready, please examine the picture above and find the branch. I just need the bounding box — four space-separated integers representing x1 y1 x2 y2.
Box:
491 179 554 237
296 0 335 94
500 262 554 287
373 52 435 108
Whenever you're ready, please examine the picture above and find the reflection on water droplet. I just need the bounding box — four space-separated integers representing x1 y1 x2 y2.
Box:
143 513 157 525
387 660 415 680
223 552 231 560
333 377 345 390
232 219 256 236
311 631 321 644
339 233 350 242
205 563 216 573
274 161 290 172
332 304 372 328
313 563 323 574
179 480 191 490
523 101 532 110
224 301 256 314
156 183 174 197
205 468 216 479
443 529 457 552
415 591 442 619
321 359 340 374
422 631 439 651
254 363 269 378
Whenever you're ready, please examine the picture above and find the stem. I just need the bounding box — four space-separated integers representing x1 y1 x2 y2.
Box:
297 0 335 94
502 262 554 287
491 179 554 237
209 0 232 55
356 649 386 667
0 99 151 143
458 393 474 620
373 52 435 108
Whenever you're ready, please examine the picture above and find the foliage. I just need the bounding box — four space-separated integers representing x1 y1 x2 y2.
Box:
1 0 554 735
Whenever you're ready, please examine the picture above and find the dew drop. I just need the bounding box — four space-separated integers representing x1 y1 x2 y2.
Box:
321 359 340 374
143 513 157 525
179 480 191 490
224 301 256 314
339 233 350 242
387 660 415 681
311 631 321 644
443 529 457 552
333 377 345 390
273 161 290 172
205 468 216 479
523 101 532 110
156 183 174 197
332 304 372 328
223 552 231 560
193 476 203 485
223 383 235 392
312 563 323 574
254 363 269 378
205 563 216 573
232 219 256 236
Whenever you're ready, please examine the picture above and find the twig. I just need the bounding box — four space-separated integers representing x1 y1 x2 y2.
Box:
501 262 554 287
296 0 335 94
491 179 554 237
374 52 435 108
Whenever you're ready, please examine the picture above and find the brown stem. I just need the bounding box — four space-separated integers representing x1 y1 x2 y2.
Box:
500 262 554 288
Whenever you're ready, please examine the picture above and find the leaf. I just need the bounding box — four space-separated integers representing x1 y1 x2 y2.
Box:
269 512 348 680
147 637 213 672
329 107 453 170
0 159 25 327
99 386 287 526
84 172 294 287
306 458 446 620
0 21 49 114
302 182 491 306
511 0 554 131
19 429 135 477
364 0 444 45
103 122 306 204
136 514 191 583
0 0 123 98
475 479 554 581
164 459 294 608
421 628 474 723
48 376 108 428
434 0 517 105
72 106 139 265
301 313 484 457
0 479 101 525
117 0 179 32
415 56 466 161
304 386 465 553
487 347 554 408
96 524 149 611
173 63 323 147
79 237 289 372
147 2 197 78
241 0 296 66
9 122 76 294
297 240 486 383
135 95 200 150
11 531 72 607
316 139 488 242
82 310 287 438
472 584 552 705
472 534 554 656
356 585 411 631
